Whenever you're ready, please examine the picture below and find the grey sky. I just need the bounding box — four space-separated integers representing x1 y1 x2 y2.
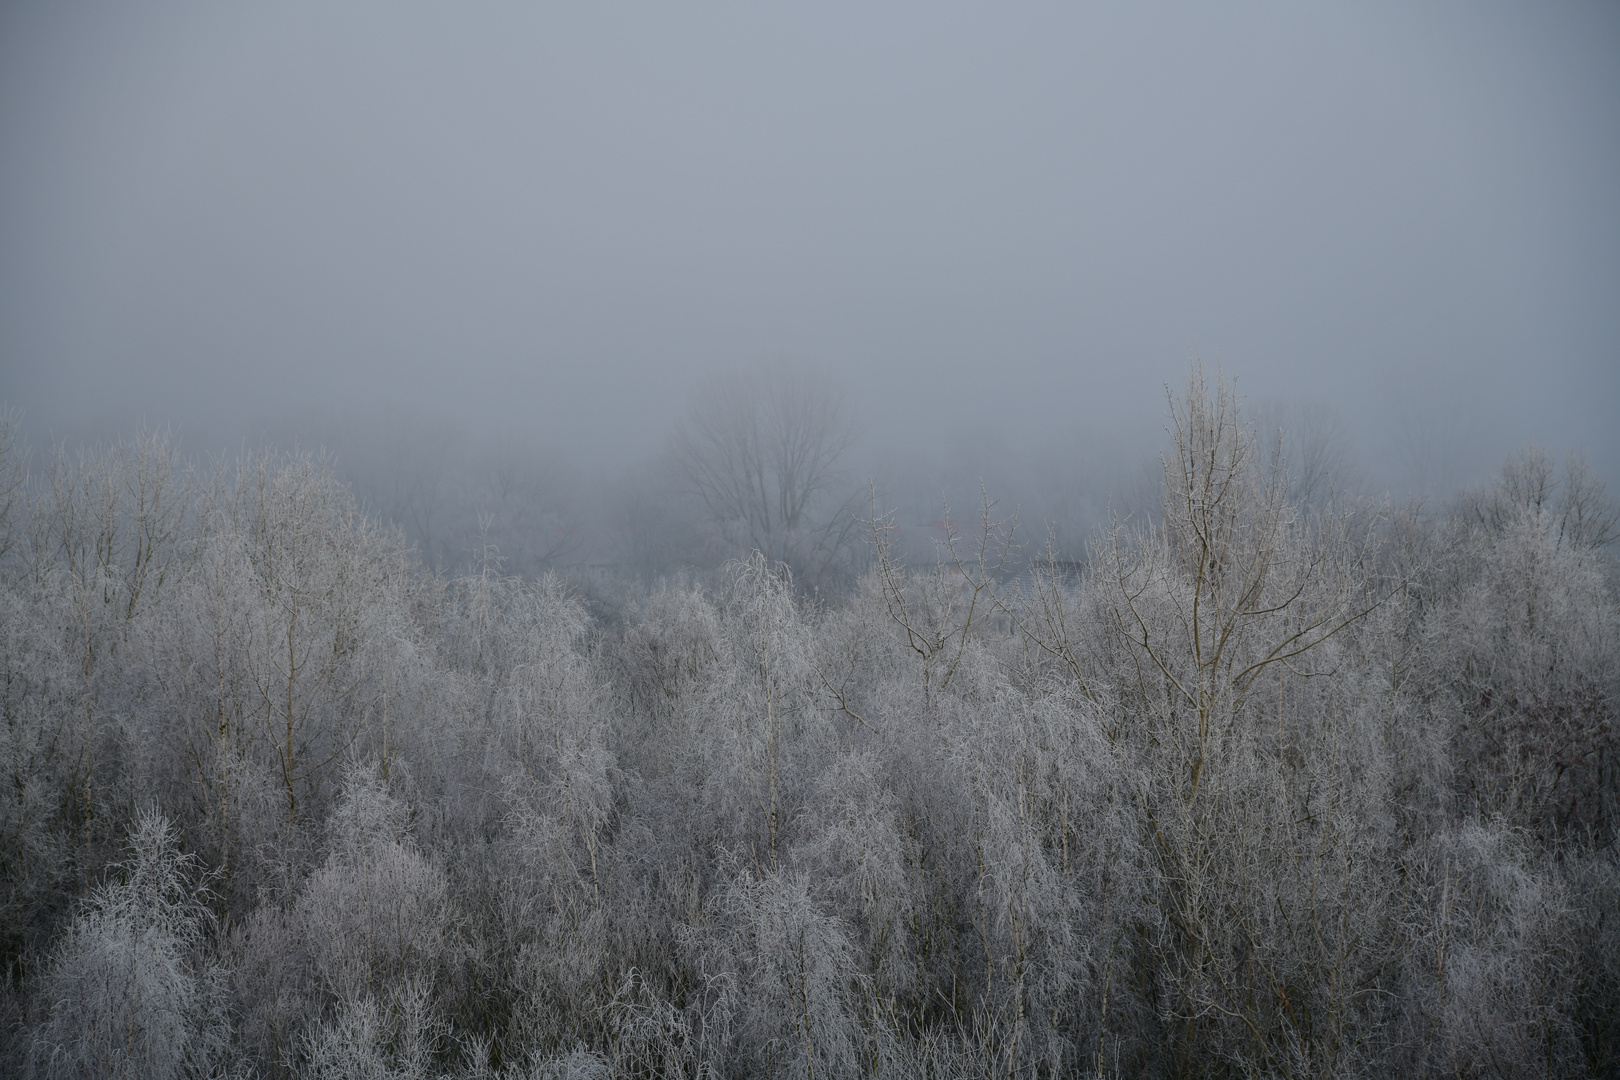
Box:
3 2 1616 488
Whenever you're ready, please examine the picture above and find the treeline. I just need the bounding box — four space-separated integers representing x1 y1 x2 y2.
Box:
249 364 1175 591
1 371 1617 1078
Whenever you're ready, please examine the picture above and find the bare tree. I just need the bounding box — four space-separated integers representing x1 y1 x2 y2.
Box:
669 363 862 584
1251 396 1362 512
1458 445 1619 551
225 453 407 823
1393 395 1484 501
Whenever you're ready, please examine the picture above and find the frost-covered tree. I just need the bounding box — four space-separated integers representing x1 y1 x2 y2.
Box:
1432 447 1620 844
226 452 411 823
26 811 224 1080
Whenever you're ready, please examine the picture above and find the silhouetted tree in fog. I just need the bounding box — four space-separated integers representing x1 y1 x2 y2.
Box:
1251 396 1362 512
670 363 862 586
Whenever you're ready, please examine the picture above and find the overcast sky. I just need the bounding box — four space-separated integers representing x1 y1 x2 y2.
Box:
2 2 1616 490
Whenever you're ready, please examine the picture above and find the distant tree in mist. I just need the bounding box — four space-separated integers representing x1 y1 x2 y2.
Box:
263 411 583 577
669 363 862 586
0 410 25 563
1394 397 1485 501
1457 445 1618 551
1251 395 1362 511
606 459 729 582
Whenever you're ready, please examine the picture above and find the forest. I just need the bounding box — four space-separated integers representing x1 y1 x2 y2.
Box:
0 368 1616 1079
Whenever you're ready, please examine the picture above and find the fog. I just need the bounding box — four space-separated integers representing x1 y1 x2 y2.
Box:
6 9 1620 1073
3 2 1618 552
